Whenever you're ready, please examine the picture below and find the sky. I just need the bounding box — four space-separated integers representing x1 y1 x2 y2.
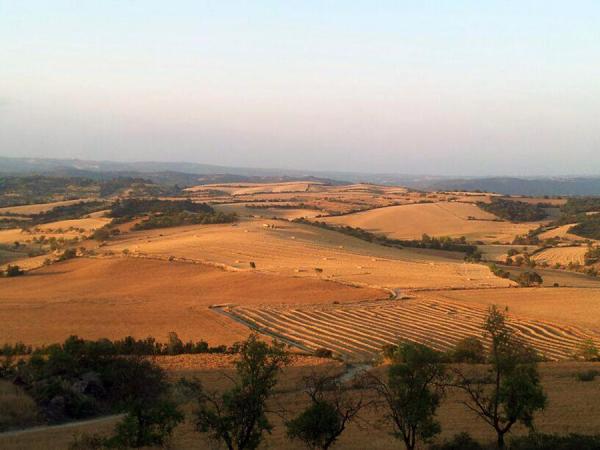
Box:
1 1 599 176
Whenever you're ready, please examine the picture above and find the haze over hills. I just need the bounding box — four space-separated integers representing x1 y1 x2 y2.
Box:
2 156 600 196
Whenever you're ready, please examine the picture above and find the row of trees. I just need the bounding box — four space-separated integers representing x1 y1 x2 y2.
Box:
5 308 592 449
171 307 547 450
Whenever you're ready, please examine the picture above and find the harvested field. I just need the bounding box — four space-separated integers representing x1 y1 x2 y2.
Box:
497 265 600 288
35 217 110 233
538 223 594 242
431 287 600 332
103 219 512 290
0 199 97 215
532 246 588 266
477 244 539 262
221 296 600 361
213 203 321 219
0 257 385 347
322 202 541 243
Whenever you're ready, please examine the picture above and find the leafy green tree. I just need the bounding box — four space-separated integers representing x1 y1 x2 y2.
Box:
192 335 290 450
452 306 547 448
367 342 446 450
286 372 365 449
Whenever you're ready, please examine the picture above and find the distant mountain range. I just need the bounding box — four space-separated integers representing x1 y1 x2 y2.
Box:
1 156 600 196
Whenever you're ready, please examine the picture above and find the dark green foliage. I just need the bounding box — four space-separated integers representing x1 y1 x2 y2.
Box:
477 198 547 222
314 348 334 358
561 197 600 216
509 433 600 450
107 400 183 448
107 198 236 230
193 335 290 450
569 215 600 240
57 248 77 261
4 264 24 277
287 401 342 449
0 333 231 357
0 176 97 207
450 337 486 363
7 335 177 424
516 271 543 287
452 306 547 448
92 227 111 242
286 372 365 450
133 210 236 230
30 201 108 225
367 342 446 450
575 370 599 382
489 264 511 279
109 198 212 218
429 432 486 450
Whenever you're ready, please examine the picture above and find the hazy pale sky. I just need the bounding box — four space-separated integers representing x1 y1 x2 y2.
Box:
1 1 599 175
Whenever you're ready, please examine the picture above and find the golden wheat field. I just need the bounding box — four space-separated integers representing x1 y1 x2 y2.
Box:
221 296 600 361
102 218 511 290
0 199 98 216
532 246 589 266
0 257 386 346
322 201 542 243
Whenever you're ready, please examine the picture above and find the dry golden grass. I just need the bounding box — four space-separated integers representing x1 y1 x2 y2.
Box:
0 257 385 347
532 246 588 266
102 218 512 290
322 202 542 243
0 199 97 215
0 381 39 432
430 287 600 332
34 217 110 233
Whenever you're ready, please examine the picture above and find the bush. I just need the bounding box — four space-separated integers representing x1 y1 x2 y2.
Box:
517 271 543 287
576 370 599 382
314 348 333 358
429 433 485 450
4 264 24 277
510 433 600 450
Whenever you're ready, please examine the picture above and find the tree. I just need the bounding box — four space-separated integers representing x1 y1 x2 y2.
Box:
366 342 446 450
452 306 547 448
286 372 365 449
516 271 543 287
193 335 290 450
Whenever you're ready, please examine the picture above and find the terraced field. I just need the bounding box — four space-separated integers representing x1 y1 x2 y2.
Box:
221 298 600 361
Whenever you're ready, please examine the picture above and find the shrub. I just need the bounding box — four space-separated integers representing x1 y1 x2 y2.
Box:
429 433 485 450
314 348 333 358
509 433 600 450
576 370 599 382
517 271 543 287
4 264 24 277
